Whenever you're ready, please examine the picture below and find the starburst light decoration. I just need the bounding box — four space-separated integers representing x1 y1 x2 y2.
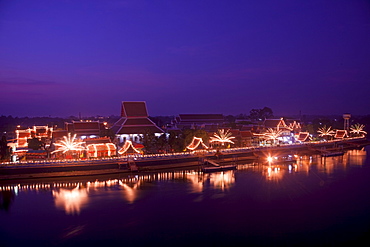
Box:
317 126 335 137
350 124 367 137
263 128 282 142
210 129 235 145
51 133 85 154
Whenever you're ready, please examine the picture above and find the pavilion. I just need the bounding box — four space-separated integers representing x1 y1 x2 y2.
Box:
110 101 164 143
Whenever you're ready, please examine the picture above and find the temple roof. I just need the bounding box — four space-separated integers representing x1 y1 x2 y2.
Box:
112 101 164 135
121 101 148 118
52 130 68 139
335 130 348 139
297 132 310 142
65 121 103 136
115 125 163 135
240 131 253 138
263 119 286 129
85 137 112 145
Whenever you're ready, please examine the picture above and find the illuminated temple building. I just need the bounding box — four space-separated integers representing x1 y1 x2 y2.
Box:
110 101 164 143
65 120 106 139
262 118 305 144
85 137 117 158
170 114 225 131
15 125 53 148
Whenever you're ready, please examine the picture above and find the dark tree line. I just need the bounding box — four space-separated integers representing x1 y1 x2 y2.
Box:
0 135 10 161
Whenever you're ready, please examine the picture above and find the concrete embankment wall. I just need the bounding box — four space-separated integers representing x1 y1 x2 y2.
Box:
1 138 368 179
0 162 121 176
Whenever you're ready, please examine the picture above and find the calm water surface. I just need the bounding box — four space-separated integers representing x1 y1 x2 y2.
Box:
1 147 370 246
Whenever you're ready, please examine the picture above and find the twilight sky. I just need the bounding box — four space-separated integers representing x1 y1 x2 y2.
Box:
1 0 370 117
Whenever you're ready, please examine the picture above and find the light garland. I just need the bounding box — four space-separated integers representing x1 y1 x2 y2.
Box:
317 126 335 137
334 130 348 139
350 124 367 136
86 143 117 157
297 132 310 142
263 128 283 141
51 133 85 154
287 121 301 130
118 140 141 155
210 129 235 145
186 137 209 150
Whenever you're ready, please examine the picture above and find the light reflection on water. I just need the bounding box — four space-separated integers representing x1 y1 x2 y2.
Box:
0 148 368 213
0 147 369 246
1 169 239 213
52 186 89 215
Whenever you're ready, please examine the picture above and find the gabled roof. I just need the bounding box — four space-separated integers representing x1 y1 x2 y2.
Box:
285 120 302 130
121 101 148 118
264 119 280 127
264 118 287 129
86 143 116 152
65 121 102 136
186 137 209 150
297 132 310 142
112 101 164 135
335 130 348 139
115 125 163 134
85 137 112 145
229 129 240 137
240 131 253 138
52 130 68 139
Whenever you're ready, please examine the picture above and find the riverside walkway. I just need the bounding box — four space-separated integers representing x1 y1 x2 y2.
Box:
1 137 368 181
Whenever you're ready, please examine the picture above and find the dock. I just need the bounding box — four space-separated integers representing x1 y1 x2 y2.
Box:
202 159 237 173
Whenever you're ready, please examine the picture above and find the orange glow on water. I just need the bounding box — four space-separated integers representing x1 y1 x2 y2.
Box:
208 171 235 191
52 186 89 215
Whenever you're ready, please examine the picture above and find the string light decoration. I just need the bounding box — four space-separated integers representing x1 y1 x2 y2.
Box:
51 133 85 154
210 129 235 145
86 143 117 157
350 124 367 137
186 137 209 151
263 128 282 143
296 132 310 142
118 140 141 155
317 126 335 137
287 121 301 131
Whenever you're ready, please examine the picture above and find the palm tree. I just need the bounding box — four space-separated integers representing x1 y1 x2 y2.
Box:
210 129 235 147
51 133 85 158
350 124 367 137
263 128 282 145
317 125 335 140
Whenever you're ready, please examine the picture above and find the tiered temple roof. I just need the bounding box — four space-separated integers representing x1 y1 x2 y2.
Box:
111 101 164 135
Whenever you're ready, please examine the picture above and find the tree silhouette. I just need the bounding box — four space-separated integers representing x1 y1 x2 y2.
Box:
250 107 273 120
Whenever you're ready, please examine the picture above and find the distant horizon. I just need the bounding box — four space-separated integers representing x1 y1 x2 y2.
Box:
2 112 369 119
1 1 369 118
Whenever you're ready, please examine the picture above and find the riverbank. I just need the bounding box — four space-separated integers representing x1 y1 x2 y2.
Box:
1 137 369 182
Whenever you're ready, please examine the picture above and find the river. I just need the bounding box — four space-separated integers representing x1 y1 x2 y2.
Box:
1 146 369 246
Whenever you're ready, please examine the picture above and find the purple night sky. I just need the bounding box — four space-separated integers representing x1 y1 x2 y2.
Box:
0 0 369 117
